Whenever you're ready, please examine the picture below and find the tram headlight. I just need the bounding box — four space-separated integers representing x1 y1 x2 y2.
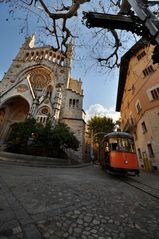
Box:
124 160 128 164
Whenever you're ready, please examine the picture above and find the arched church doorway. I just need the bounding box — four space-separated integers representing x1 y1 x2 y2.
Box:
0 96 30 144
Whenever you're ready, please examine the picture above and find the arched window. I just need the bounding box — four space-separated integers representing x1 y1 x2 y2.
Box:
69 99 80 109
47 85 53 98
49 52 53 61
45 51 49 59
76 99 79 108
69 99 72 107
73 99 76 108
36 107 50 125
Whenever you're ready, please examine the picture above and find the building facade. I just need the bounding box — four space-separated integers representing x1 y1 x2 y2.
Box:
0 34 85 161
116 40 159 171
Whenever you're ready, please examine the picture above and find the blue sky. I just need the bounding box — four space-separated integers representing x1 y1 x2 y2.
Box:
0 2 120 121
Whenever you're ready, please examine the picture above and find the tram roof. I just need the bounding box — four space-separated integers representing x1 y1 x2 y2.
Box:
103 131 133 139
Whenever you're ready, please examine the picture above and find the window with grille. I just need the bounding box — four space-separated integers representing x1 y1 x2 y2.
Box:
141 121 147 133
137 51 146 61
143 65 154 77
150 87 159 100
137 148 142 159
147 143 154 158
135 101 142 113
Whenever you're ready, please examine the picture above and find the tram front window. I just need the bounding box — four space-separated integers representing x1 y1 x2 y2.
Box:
109 137 135 152
109 138 118 151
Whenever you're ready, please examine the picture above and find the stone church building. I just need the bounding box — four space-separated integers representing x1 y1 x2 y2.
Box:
0 34 86 161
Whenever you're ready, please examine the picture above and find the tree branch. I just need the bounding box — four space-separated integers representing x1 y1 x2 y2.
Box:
97 29 121 69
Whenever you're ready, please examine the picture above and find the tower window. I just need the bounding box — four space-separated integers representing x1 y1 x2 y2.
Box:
69 98 80 108
76 99 79 108
69 99 72 107
73 99 76 108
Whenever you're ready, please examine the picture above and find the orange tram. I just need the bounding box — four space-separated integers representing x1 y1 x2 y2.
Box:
99 132 140 176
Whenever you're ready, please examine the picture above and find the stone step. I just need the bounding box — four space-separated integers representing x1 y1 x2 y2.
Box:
0 158 69 168
0 151 71 167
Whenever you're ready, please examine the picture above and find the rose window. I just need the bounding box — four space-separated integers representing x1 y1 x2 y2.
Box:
29 69 51 90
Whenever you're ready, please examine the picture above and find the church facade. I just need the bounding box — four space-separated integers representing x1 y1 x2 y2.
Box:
0 35 86 161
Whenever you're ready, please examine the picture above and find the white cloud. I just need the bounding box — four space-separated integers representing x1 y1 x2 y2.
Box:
85 104 120 122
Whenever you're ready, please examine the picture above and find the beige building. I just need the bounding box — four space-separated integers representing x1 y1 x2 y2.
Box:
0 34 86 161
116 40 159 171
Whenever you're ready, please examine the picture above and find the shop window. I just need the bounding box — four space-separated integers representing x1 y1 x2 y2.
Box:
147 143 154 158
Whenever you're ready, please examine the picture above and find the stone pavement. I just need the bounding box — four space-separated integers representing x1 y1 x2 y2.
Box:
0 163 159 239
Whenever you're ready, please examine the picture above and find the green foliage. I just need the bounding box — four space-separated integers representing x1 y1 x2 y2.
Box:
87 115 115 143
52 123 79 150
7 118 43 152
88 115 115 134
6 118 79 158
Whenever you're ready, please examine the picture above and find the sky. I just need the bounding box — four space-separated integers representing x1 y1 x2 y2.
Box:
0 2 120 122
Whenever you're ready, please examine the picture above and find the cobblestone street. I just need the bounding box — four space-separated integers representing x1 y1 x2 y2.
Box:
0 163 159 239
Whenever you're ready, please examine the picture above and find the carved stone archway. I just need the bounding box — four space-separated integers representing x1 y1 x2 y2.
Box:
0 96 30 144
